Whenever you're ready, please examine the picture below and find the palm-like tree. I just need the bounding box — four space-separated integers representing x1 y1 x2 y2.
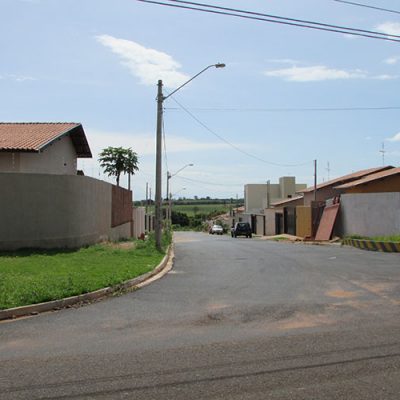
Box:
99 147 139 187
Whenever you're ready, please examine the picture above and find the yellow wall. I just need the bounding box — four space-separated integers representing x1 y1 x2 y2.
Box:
296 206 312 238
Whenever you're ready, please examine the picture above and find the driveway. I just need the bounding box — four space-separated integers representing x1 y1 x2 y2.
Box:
1 231 400 399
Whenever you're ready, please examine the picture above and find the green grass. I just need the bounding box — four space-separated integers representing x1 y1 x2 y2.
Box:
272 236 291 242
0 240 166 310
345 234 400 242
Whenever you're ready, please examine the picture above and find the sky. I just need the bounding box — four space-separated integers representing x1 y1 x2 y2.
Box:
2 0 400 200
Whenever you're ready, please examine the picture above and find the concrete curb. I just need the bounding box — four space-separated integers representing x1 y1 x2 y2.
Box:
0 245 173 322
342 238 400 253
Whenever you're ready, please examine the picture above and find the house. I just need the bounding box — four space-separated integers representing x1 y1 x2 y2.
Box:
268 195 306 236
334 167 400 194
334 167 400 238
242 177 306 235
245 177 307 213
0 122 91 174
0 122 138 250
297 166 394 206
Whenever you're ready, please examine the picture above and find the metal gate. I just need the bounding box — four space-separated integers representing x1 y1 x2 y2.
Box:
284 206 296 236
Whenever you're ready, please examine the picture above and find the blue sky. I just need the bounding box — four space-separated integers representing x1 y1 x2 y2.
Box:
2 0 400 200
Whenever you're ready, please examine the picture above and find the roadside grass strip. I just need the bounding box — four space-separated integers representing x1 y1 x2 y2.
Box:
342 238 400 253
0 241 165 310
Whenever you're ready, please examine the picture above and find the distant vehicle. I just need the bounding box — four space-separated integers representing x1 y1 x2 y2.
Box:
231 222 252 238
209 224 224 235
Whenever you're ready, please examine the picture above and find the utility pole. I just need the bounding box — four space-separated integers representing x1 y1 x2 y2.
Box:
380 142 386 166
145 182 148 214
155 80 163 251
266 179 271 209
153 64 225 251
326 161 331 181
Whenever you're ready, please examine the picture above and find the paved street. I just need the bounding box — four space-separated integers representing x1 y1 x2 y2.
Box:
1 231 400 399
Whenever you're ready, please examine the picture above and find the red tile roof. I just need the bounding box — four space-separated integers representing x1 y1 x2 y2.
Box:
298 166 394 193
334 167 400 189
0 123 92 157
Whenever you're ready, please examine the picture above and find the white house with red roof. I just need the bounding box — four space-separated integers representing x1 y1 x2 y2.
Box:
0 122 92 175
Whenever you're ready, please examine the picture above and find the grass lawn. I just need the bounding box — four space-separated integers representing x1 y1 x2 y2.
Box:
0 240 165 310
345 234 400 242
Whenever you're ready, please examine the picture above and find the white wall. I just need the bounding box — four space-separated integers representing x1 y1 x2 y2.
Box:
0 136 77 175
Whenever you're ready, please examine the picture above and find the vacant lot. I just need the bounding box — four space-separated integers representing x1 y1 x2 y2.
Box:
0 240 165 310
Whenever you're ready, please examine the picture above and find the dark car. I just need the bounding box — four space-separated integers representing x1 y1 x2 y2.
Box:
231 222 252 238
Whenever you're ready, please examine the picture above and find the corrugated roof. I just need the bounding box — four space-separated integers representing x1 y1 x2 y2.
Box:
335 167 400 189
0 123 92 158
298 166 394 193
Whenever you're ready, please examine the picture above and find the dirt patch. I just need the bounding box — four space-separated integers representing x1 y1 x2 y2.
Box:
274 312 332 330
105 241 136 250
326 290 359 299
350 281 398 297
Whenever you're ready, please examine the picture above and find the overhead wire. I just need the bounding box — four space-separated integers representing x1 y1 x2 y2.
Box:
166 94 313 168
333 0 400 15
174 174 244 187
165 106 400 113
136 0 400 42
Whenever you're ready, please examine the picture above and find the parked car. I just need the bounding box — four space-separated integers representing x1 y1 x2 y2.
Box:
231 222 252 238
209 224 224 235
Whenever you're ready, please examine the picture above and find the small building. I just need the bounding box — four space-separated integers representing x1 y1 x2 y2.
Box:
334 167 400 194
334 167 400 238
297 166 393 206
0 122 91 175
245 176 306 213
243 177 306 235
0 122 137 250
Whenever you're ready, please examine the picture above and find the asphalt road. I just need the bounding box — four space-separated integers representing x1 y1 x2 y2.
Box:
1 231 400 399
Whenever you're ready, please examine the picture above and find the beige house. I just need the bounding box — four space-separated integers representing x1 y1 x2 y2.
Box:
244 177 306 213
0 122 92 174
0 123 143 250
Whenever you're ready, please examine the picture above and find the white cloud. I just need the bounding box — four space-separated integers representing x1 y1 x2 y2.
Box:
384 56 400 65
373 74 398 80
264 65 367 82
386 132 400 142
268 58 300 65
95 34 189 89
376 22 400 36
84 128 231 159
0 74 36 82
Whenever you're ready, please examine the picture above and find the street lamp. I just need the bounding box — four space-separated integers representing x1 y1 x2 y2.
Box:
154 63 225 250
166 163 193 222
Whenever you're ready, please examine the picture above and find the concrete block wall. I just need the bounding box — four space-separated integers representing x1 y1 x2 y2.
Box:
0 173 131 250
337 192 400 237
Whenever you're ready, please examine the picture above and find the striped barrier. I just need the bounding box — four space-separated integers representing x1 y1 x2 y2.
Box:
342 238 400 253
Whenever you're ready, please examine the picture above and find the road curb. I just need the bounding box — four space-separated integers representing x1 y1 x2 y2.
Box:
342 238 400 253
0 245 173 321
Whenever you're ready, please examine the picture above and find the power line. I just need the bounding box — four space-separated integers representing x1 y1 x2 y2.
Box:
175 175 244 187
136 0 400 43
167 94 313 168
333 0 400 15
165 106 400 113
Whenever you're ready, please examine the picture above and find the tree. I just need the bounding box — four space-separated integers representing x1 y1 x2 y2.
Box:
98 147 139 187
